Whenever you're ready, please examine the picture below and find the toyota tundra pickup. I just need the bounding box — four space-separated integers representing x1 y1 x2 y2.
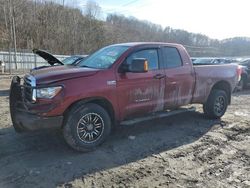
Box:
9 42 240 151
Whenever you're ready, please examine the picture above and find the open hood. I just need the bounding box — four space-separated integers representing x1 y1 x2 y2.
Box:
33 49 64 66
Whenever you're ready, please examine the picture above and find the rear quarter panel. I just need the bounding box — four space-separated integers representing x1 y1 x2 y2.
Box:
192 64 238 104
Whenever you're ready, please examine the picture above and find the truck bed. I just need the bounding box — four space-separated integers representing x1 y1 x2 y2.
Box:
192 64 239 104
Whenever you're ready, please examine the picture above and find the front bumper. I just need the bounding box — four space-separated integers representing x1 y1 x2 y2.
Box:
9 76 63 132
13 110 63 131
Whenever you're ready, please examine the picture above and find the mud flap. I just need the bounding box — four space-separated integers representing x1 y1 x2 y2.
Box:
9 76 25 132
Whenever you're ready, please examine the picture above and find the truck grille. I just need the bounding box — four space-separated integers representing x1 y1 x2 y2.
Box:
23 75 36 102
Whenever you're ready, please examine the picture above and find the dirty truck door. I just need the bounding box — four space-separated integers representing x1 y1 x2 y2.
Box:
116 48 166 120
161 46 194 108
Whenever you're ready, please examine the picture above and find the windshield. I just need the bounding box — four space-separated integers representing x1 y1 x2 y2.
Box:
62 56 81 65
78 45 129 69
193 58 213 64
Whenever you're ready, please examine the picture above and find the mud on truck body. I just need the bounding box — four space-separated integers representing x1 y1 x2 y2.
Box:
9 42 240 151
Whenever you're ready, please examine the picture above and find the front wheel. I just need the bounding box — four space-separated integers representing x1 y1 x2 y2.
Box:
63 103 111 152
203 89 228 119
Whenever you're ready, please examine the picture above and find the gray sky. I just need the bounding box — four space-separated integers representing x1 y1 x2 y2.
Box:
75 0 250 40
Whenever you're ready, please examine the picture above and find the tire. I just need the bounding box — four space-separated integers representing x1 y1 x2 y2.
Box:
63 103 111 152
203 89 228 119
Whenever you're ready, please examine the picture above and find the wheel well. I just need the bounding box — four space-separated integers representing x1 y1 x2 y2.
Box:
63 98 115 127
211 81 231 104
89 99 115 124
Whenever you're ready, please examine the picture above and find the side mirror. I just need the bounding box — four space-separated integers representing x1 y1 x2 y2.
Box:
129 58 148 73
119 58 149 73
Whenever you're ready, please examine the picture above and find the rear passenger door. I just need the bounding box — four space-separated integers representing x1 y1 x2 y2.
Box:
161 46 195 108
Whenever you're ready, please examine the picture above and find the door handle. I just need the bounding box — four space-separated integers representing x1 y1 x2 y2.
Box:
153 74 166 79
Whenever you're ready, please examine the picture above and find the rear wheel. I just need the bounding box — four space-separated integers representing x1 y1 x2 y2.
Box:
203 89 228 119
63 103 111 152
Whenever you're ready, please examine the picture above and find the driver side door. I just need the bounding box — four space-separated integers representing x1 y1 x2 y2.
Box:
116 48 166 120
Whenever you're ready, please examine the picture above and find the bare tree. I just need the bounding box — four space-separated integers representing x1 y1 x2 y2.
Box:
0 0 249 57
84 0 101 19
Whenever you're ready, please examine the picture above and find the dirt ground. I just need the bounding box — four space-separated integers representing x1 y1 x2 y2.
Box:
0 77 249 188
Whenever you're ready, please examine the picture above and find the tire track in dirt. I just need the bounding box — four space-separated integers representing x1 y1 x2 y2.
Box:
0 79 249 188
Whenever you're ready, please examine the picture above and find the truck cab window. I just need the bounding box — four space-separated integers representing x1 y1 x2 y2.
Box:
162 47 182 68
126 49 159 70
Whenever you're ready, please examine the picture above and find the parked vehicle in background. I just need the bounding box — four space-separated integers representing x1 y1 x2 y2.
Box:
10 42 240 151
32 49 87 70
239 59 250 68
191 58 197 62
238 59 250 89
193 57 249 91
224 58 240 64
61 55 88 65
192 57 229 65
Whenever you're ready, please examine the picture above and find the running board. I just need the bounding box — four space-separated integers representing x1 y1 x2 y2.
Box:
120 106 196 126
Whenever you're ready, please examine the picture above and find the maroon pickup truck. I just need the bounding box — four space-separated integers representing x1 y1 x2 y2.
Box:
10 42 240 151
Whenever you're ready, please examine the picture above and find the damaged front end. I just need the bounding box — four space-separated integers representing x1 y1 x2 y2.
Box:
9 75 63 132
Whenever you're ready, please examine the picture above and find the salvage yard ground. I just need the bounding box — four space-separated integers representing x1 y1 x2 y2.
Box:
0 76 249 188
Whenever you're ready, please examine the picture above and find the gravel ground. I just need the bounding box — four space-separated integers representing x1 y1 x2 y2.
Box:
0 77 249 188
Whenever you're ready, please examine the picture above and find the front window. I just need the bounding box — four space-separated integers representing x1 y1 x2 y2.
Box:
78 45 129 69
126 49 159 70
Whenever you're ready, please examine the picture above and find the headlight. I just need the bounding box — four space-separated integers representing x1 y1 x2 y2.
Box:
36 86 62 99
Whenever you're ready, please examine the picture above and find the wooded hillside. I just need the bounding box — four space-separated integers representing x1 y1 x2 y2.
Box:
0 0 249 57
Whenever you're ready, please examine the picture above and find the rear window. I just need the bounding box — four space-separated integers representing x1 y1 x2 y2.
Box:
162 47 182 68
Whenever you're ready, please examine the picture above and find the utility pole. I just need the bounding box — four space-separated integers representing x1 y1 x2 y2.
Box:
8 0 13 73
12 5 17 70
10 0 17 70
8 0 17 71
3 4 11 74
